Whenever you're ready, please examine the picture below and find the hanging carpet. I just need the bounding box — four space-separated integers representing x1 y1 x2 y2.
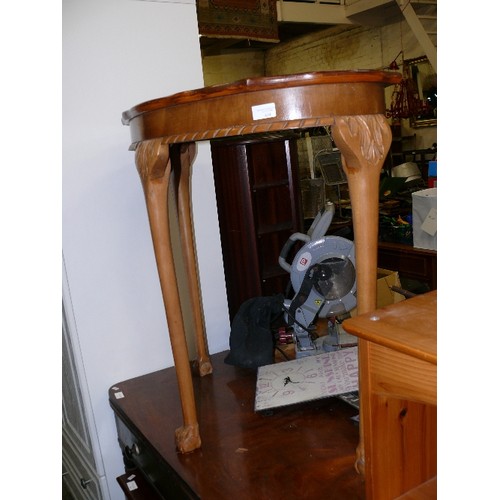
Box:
196 0 279 43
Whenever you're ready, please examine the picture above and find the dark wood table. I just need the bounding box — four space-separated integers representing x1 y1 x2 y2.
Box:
377 241 437 291
109 351 364 499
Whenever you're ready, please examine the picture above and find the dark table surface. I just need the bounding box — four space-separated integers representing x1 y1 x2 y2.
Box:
110 351 364 499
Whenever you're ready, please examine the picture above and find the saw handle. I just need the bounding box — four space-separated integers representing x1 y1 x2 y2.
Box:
278 232 311 273
307 202 334 240
279 204 334 273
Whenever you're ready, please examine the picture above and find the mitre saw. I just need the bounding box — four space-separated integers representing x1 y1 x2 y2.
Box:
278 203 357 357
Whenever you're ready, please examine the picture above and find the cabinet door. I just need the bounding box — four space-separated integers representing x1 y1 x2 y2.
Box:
62 299 105 500
211 136 302 320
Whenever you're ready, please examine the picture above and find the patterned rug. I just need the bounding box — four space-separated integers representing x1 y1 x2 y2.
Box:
197 0 279 43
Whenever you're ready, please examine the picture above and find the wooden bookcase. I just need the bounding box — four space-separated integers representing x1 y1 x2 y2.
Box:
211 135 303 320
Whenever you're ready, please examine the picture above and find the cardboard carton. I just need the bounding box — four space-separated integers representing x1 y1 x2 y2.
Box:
412 188 437 250
350 268 405 317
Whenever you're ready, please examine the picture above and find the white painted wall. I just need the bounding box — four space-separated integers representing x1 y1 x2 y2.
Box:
63 0 230 498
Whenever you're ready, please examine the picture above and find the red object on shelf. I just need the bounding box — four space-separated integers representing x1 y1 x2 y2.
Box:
427 160 437 187
386 66 430 120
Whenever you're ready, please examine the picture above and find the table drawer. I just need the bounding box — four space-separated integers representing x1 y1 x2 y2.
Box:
115 415 198 500
368 343 436 406
117 469 162 499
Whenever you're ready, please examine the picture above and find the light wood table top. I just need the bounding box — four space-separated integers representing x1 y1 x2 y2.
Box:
343 290 437 365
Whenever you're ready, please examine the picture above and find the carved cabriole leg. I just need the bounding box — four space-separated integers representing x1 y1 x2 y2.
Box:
331 114 392 477
174 143 213 377
135 138 201 453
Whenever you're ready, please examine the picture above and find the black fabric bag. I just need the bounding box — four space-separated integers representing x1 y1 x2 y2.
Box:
224 294 284 369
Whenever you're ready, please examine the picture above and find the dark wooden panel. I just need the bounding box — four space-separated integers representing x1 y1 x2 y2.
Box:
257 232 292 277
247 141 290 185
110 352 364 500
377 241 437 290
117 469 162 499
211 137 303 320
253 184 295 231
211 142 261 317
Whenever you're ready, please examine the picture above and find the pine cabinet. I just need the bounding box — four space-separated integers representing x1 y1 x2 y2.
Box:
211 135 303 320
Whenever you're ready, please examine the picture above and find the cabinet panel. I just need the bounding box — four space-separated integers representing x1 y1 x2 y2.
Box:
62 307 96 470
258 231 291 279
62 296 106 500
211 143 261 317
254 184 295 232
377 242 437 290
248 141 290 185
211 136 302 320
63 441 103 500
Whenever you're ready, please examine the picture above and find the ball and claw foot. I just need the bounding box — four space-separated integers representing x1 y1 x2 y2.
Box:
192 358 213 377
175 423 201 454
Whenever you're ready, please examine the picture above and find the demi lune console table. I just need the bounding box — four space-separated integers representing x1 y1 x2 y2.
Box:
121 71 401 467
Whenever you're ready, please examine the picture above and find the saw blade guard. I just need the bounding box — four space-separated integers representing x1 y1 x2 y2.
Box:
289 236 357 319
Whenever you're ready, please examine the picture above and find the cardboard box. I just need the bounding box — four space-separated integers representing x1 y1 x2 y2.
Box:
412 188 437 250
350 268 405 317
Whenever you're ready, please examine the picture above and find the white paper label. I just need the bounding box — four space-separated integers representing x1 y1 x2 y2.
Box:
421 207 437 235
127 480 138 491
114 391 124 399
251 102 276 120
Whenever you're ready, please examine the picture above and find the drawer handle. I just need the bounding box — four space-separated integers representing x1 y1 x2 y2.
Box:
124 443 141 459
80 478 92 489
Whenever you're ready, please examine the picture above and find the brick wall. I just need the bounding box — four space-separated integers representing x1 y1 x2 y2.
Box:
202 49 265 87
263 22 436 149
265 25 381 74
264 21 425 74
